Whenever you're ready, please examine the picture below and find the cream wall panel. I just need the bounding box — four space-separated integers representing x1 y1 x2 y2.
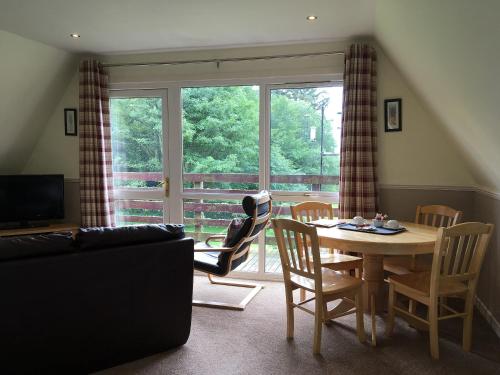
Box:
375 0 500 191
0 30 77 173
376 46 475 186
23 74 80 178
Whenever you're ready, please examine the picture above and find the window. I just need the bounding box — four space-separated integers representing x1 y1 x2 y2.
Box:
182 86 260 193
109 81 342 277
109 91 168 226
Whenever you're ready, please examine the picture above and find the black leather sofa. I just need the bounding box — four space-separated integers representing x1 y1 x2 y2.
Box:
0 224 194 374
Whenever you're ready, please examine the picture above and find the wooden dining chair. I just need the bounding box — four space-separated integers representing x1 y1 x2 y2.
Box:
272 218 366 354
386 222 494 359
291 202 364 281
291 202 375 345
384 205 463 275
290 201 336 224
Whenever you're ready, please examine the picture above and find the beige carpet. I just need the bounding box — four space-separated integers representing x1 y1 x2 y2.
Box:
96 276 500 375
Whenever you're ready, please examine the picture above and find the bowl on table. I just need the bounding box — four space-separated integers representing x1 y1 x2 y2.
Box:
386 220 400 229
352 216 366 226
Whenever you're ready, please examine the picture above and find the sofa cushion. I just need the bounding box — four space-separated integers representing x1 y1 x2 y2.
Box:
76 224 185 251
0 232 74 262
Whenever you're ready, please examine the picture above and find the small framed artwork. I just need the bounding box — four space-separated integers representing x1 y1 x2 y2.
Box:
384 98 402 132
64 108 78 136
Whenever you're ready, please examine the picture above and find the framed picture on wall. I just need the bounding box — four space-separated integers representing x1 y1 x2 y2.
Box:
64 108 78 136
384 98 402 132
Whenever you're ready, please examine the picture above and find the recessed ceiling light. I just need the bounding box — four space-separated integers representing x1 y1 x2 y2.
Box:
306 15 318 21
70 33 80 39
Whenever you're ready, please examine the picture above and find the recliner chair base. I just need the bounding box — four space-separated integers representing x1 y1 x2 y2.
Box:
193 274 264 311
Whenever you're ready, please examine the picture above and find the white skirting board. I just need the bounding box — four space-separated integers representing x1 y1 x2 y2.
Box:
475 296 500 338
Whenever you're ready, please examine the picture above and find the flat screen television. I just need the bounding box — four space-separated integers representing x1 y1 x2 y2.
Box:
0 174 64 227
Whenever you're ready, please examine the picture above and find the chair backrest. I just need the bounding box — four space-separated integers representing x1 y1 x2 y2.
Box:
430 222 493 299
272 218 323 292
218 191 272 273
415 205 462 227
291 201 335 223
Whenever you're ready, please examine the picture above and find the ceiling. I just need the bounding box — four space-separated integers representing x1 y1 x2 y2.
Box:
0 0 375 54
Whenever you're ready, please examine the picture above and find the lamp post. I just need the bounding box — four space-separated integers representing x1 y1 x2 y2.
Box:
319 102 326 181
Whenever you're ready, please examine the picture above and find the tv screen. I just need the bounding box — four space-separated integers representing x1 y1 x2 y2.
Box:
0 175 64 224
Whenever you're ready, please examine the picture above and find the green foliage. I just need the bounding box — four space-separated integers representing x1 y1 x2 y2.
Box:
183 86 259 174
110 86 339 192
111 97 163 173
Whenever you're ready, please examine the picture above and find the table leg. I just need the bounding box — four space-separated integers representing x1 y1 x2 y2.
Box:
362 254 386 312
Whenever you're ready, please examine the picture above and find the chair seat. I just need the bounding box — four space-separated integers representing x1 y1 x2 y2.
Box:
194 250 226 276
383 255 432 275
318 253 363 271
291 269 362 295
389 271 468 297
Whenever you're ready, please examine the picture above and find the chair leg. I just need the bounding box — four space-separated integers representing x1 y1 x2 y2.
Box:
409 299 417 314
355 290 366 343
300 288 306 302
313 297 323 354
323 302 332 326
285 286 294 339
429 299 440 359
463 295 474 352
370 294 377 346
440 297 447 316
386 283 395 336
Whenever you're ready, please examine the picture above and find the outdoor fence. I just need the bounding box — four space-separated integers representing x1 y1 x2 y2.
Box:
113 171 339 241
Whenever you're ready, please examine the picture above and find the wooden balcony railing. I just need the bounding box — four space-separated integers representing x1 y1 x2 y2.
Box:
113 172 339 232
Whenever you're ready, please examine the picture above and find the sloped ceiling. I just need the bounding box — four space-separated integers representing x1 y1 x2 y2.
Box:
0 30 77 173
0 0 374 53
374 0 500 190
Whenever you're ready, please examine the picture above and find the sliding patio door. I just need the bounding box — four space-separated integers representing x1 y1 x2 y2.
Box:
109 90 170 225
264 83 343 274
108 80 342 279
181 85 261 273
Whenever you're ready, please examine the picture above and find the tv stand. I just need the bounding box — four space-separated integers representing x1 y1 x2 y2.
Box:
0 223 79 238
0 221 51 230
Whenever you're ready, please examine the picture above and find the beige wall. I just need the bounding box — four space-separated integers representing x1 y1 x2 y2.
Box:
376 47 475 187
102 41 345 83
24 40 475 189
0 30 77 174
375 0 500 192
23 74 80 179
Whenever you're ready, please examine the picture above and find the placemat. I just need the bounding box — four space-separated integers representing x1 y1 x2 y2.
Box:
306 219 342 228
337 223 406 235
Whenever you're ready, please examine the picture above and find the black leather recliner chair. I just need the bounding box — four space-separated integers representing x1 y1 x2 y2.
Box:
193 190 272 310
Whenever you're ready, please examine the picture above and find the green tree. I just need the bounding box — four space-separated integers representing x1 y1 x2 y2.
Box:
110 86 339 191
182 86 259 174
111 97 162 173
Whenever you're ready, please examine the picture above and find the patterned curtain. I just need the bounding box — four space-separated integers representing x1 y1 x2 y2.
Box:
338 44 378 219
79 59 115 227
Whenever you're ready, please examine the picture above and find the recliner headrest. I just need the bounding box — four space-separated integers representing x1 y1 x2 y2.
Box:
242 190 271 217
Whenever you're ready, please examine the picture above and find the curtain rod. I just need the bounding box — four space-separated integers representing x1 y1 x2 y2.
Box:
102 50 345 68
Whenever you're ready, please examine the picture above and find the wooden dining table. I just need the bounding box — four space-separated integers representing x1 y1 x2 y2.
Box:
316 222 438 312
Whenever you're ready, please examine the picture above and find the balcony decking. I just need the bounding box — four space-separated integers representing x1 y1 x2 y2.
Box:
234 247 283 273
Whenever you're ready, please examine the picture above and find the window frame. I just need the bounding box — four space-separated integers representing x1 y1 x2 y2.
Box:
109 74 343 280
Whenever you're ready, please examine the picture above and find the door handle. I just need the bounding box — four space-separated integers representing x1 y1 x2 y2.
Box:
161 177 169 197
